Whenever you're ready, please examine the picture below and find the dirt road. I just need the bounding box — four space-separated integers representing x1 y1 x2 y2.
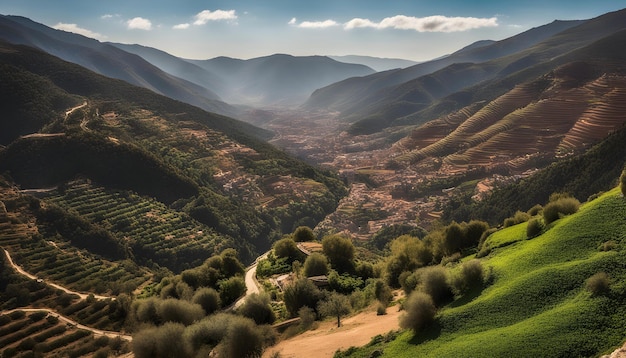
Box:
233 251 269 309
0 308 132 341
3 249 112 301
264 305 402 358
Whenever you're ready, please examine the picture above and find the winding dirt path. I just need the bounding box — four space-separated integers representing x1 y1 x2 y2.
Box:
3 249 112 301
264 305 402 358
0 308 132 341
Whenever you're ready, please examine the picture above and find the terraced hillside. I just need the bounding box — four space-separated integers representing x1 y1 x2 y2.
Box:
0 185 150 295
0 310 130 358
396 67 626 174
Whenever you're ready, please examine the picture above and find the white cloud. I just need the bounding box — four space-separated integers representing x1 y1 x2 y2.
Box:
101 14 114 20
173 23 190 30
344 15 498 32
53 23 106 40
193 9 237 25
288 17 297 25
296 19 339 29
127 17 152 30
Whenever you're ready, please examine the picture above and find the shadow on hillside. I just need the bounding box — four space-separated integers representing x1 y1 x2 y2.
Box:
407 320 442 345
447 285 487 309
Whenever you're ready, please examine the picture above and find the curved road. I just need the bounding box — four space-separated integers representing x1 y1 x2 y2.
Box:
233 251 270 309
0 308 132 341
3 249 112 301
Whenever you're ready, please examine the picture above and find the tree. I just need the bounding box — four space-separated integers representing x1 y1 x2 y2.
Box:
283 278 324 316
293 226 315 242
219 317 265 358
419 266 454 307
303 252 329 277
220 248 245 277
322 235 355 273
318 292 351 327
239 293 276 325
192 287 221 315
273 237 303 262
219 276 246 306
399 291 436 333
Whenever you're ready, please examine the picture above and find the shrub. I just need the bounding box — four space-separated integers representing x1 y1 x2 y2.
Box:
192 287 221 315
303 253 329 277
218 317 265 358
157 299 205 326
183 313 233 351
452 260 484 294
585 272 610 297
283 278 323 317
374 280 393 306
543 197 580 225
526 217 544 238
621 168 626 197
218 276 246 306
239 293 276 325
376 303 387 316
298 306 317 331
133 322 191 358
418 266 453 307
293 226 315 242
399 291 436 333
527 204 543 216
273 238 302 262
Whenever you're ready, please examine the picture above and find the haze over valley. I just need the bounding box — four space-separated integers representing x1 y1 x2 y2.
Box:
1 2 626 357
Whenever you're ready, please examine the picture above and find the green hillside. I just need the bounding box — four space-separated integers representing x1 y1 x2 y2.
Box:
0 41 347 267
343 187 626 357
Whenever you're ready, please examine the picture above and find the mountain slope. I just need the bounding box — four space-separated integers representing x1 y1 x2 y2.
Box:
303 19 584 115
0 15 238 117
0 40 347 267
349 187 626 357
343 9 626 135
189 54 375 106
110 43 229 98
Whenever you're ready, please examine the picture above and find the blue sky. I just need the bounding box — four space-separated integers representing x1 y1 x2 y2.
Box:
0 0 623 61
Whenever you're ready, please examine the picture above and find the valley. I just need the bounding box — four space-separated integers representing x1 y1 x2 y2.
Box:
1 6 626 358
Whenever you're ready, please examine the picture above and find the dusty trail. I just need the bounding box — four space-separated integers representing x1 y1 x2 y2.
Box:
264 306 402 358
0 308 132 341
3 248 112 301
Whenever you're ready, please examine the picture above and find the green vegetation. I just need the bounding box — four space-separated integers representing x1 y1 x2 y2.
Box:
399 291 436 333
318 292 351 327
347 187 626 357
443 127 626 225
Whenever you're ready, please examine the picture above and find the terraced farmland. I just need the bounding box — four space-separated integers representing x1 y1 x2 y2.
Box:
42 182 232 272
396 72 626 174
0 186 149 295
0 310 129 358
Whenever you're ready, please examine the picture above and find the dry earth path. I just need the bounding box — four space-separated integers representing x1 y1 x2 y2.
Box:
232 251 269 309
264 305 402 358
0 308 132 341
3 248 112 301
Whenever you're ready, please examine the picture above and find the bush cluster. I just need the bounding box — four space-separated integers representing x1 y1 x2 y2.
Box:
543 196 580 225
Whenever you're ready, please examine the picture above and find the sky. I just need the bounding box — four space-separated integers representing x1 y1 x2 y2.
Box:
0 0 623 61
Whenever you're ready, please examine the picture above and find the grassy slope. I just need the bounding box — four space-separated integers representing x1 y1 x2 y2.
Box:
384 188 626 357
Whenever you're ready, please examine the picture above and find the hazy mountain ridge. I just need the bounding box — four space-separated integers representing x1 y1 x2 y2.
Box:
328 55 419 71
0 15 238 117
187 54 375 106
303 19 585 116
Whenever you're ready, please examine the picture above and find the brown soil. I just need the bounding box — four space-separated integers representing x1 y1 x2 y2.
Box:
264 305 401 358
